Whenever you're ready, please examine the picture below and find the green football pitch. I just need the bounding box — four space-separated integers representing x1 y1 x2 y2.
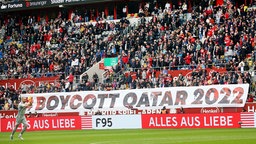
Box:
1 129 256 144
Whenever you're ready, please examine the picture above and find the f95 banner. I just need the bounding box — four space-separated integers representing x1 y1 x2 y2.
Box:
92 115 141 129
21 84 249 113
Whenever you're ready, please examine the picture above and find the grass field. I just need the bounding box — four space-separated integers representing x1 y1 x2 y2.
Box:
1 129 256 144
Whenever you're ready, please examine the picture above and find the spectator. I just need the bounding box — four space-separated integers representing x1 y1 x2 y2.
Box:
161 106 168 114
247 94 254 102
67 72 74 91
179 107 185 114
27 112 32 118
34 111 39 117
95 110 102 115
3 99 10 110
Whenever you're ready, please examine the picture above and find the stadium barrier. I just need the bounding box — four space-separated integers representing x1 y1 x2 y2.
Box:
2 102 256 120
0 76 60 90
1 112 255 132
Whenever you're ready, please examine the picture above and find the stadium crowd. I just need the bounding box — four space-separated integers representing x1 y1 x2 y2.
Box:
0 0 256 110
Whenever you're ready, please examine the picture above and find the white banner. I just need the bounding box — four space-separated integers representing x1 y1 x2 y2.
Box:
21 84 249 113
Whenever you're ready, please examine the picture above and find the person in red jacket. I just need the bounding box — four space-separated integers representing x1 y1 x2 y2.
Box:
247 94 254 102
184 53 191 65
68 73 74 91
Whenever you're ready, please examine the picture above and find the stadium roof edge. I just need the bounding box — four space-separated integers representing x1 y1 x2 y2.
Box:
0 0 126 13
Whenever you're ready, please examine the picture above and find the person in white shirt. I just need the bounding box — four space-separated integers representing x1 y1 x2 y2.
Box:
165 2 170 10
10 97 32 141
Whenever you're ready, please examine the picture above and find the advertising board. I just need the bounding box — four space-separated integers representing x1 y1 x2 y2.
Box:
141 113 241 128
0 116 81 132
1 113 256 132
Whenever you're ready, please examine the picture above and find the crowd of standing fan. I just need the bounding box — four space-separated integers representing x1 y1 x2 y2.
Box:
0 1 255 110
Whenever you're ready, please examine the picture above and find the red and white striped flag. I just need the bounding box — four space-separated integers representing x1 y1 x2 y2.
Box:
240 112 255 128
81 116 92 129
